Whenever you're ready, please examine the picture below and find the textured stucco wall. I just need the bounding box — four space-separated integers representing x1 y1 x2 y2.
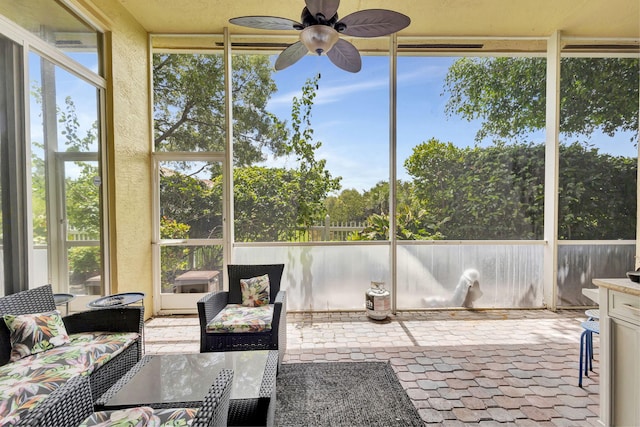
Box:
83 0 153 316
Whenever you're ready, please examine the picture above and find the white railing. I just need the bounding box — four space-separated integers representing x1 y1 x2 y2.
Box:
233 240 634 311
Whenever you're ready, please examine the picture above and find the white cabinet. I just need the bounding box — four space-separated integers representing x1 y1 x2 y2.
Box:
609 316 640 426
594 279 640 427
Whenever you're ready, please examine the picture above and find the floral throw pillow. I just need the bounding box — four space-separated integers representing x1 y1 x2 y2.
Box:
240 274 271 307
3 310 70 362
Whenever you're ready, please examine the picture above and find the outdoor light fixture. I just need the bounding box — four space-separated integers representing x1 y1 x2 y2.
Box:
299 25 339 55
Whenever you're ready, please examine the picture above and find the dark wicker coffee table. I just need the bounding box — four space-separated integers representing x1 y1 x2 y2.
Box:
95 350 278 426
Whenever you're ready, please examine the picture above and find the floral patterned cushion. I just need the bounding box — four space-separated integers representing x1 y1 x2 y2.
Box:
0 332 139 427
79 406 197 427
240 274 270 307
3 310 70 362
206 304 273 333
79 407 156 427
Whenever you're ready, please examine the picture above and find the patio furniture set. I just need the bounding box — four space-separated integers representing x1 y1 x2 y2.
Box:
0 264 285 426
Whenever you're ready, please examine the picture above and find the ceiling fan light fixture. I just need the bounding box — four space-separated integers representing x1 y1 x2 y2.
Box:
300 25 339 55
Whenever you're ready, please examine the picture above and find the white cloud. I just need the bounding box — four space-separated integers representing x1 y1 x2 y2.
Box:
268 75 388 110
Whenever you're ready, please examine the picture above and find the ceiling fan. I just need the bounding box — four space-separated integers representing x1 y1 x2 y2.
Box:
229 0 411 73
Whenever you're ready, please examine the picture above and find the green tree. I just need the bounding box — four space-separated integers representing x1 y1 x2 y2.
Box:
232 166 301 241
346 179 442 241
58 97 98 151
405 139 545 240
441 56 637 241
68 247 100 285
65 162 101 237
285 74 341 231
30 88 103 281
159 169 221 239
30 143 47 244
559 142 637 239
232 75 340 241
349 207 446 241
157 72 340 243
361 180 418 218
325 189 368 223
402 139 635 240
444 57 639 142
153 54 288 165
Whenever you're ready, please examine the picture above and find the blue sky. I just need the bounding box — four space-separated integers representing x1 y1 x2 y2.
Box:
266 54 638 194
33 51 637 192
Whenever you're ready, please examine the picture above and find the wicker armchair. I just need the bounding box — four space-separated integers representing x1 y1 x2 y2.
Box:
197 264 286 364
17 369 234 427
0 284 143 399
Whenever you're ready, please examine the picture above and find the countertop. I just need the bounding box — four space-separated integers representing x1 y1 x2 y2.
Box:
593 278 640 297
581 288 599 304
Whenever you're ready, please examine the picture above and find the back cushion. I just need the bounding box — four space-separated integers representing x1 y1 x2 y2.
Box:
227 264 284 305
0 323 11 366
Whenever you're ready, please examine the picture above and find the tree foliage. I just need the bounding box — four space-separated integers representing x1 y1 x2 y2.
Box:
65 162 101 237
285 74 341 230
325 189 368 223
157 72 340 243
402 138 635 240
444 57 639 142
153 54 288 165
30 88 103 280
232 166 301 241
232 74 340 241
160 168 221 239
558 142 637 239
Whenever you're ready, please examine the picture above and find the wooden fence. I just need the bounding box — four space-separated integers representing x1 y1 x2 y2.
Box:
298 215 365 242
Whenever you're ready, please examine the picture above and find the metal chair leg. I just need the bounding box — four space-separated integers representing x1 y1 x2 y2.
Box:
585 330 592 375
579 329 586 387
588 330 594 371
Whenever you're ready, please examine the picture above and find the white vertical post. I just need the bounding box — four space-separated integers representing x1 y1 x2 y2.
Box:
223 28 234 273
543 31 561 311
324 214 330 241
389 34 398 314
636 81 640 270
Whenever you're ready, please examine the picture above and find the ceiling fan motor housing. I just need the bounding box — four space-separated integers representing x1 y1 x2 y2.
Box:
300 7 340 28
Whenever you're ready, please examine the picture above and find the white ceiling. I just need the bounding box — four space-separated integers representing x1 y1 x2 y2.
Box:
116 0 639 39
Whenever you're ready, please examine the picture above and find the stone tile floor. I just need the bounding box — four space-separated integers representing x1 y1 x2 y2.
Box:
144 309 600 426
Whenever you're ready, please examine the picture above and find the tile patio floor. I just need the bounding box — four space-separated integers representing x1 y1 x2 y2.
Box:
144 309 600 426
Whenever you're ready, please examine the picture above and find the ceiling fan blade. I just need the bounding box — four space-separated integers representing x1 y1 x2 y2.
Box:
338 10 411 37
326 39 361 73
305 0 340 19
229 16 302 31
274 41 309 70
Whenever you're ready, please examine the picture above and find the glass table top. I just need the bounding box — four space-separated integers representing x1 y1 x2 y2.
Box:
103 350 270 408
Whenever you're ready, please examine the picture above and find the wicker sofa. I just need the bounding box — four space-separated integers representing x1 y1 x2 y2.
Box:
16 369 233 427
0 284 143 426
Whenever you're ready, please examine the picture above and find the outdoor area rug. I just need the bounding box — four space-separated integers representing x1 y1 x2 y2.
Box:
275 361 424 426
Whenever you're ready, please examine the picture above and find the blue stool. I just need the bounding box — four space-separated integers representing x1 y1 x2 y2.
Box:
579 320 599 387
584 309 599 362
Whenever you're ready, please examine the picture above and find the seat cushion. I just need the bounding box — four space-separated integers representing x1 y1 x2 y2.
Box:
80 407 197 426
206 304 273 333
0 332 139 426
